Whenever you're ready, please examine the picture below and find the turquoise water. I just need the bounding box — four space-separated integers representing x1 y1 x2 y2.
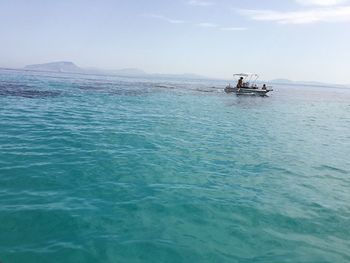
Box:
1 69 350 263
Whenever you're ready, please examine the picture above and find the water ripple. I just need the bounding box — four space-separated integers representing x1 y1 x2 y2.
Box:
1 70 350 262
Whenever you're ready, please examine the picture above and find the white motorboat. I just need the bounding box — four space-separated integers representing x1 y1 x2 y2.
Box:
224 73 273 96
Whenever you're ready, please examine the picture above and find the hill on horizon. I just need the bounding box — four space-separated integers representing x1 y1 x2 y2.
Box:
24 61 81 73
22 61 205 79
15 61 350 87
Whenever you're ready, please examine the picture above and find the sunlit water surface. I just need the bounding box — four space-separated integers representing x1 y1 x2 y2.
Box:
1 69 350 263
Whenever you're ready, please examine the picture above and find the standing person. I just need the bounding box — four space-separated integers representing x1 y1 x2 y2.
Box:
237 77 244 91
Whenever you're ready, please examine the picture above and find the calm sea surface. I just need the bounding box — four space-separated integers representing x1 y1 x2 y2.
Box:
1 69 350 263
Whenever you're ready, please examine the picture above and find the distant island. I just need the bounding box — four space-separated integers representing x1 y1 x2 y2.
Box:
269 78 347 89
22 61 205 79
0 61 348 88
24 61 82 73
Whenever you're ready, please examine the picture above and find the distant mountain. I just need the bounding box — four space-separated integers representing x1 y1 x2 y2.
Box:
24 61 82 73
150 73 205 79
23 61 147 76
15 63 350 85
269 78 346 88
111 68 147 76
22 61 206 79
269 78 294 84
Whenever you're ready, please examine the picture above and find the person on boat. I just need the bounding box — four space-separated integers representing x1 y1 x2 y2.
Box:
237 77 244 90
262 84 267 90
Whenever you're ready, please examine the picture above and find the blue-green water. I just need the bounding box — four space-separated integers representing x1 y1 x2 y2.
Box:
1 69 350 263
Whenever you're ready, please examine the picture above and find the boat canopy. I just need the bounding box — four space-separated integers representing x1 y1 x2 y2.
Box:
233 73 259 78
233 73 259 84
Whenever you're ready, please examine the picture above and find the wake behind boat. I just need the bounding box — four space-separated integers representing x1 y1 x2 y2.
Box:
225 73 273 96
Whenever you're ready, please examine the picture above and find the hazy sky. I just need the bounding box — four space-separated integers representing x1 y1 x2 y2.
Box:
1 0 350 83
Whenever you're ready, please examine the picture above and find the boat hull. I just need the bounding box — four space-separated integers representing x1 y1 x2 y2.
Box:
224 86 271 96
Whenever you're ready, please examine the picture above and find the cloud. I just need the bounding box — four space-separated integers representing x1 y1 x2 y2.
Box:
197 22 218 27
197 23 247 31
220 27 247 31
188 0 214 7
295 0 347 6
144 14 186 24
239 6 350 24
144 14 247 32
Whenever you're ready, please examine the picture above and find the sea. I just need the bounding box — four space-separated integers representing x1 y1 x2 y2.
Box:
1 69 350 263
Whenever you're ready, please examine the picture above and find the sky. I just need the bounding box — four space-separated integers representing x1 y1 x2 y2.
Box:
0 0 350 83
